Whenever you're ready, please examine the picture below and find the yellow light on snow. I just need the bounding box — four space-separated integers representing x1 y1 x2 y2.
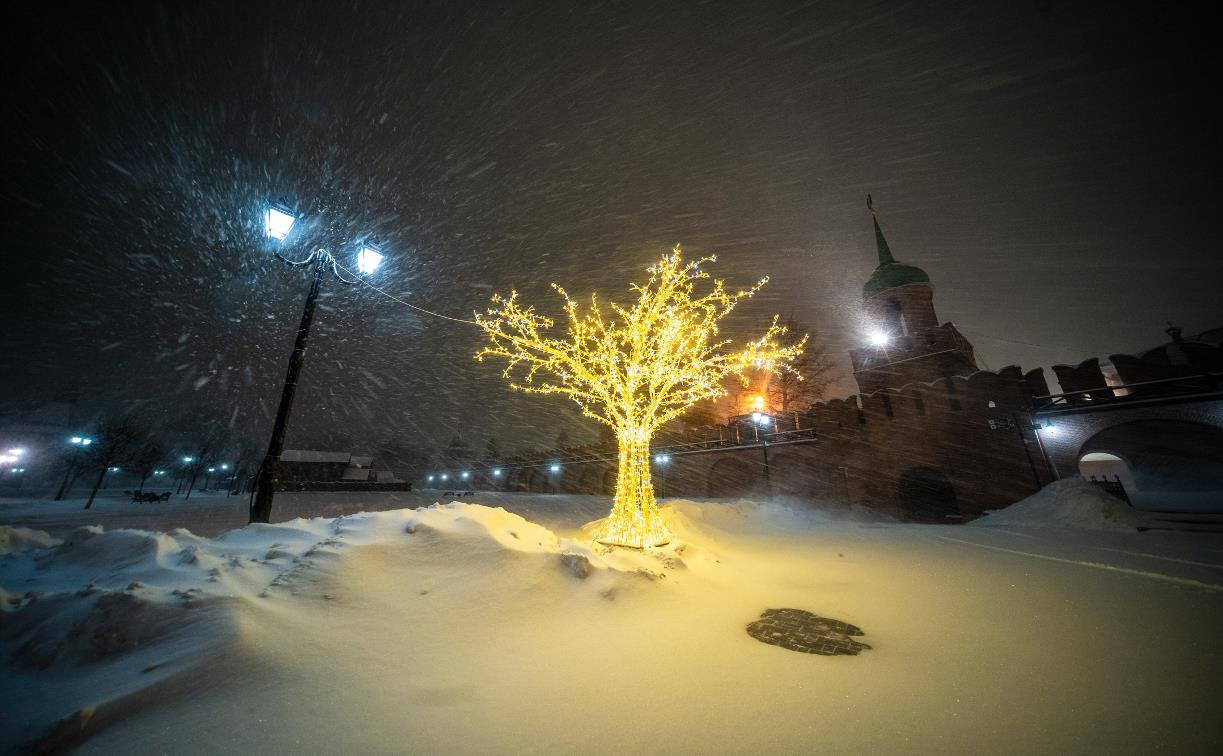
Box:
476 245 804 548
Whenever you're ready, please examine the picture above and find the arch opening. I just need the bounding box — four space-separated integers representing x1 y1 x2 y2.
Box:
897 466 960 523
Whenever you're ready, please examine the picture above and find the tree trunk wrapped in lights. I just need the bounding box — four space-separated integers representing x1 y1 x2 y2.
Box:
475 246 804 548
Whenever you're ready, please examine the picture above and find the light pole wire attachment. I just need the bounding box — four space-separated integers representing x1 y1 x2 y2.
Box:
331 258 480 326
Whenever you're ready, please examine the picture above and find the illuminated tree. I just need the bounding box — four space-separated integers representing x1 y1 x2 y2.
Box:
476 246 804 547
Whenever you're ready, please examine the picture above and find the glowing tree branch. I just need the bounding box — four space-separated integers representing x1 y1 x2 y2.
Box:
476 246 804 547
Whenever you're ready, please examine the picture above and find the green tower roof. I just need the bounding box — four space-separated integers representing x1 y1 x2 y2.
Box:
863 195 931 299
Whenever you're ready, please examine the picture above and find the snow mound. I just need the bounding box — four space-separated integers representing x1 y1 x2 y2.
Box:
971 478 1141 531
0 525 61 555
0 501 682 751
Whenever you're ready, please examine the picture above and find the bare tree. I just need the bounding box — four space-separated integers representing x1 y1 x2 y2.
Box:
83 414 145 509
765 317 836 413
130 438 165 493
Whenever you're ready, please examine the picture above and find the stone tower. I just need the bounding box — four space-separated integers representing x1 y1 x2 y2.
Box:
848 195 979 394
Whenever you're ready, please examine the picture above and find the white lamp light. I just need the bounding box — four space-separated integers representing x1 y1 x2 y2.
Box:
356 246 384 274
265 205 296 240
869 330 890 347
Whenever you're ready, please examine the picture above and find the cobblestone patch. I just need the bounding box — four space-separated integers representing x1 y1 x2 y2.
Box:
745 608 872 656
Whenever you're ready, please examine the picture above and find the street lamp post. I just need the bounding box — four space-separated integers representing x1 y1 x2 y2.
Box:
751 412 773 496
249 204 385 524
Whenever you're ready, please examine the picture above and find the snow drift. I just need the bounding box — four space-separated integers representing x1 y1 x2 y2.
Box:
3 495 1220 754
0 502 689 751
970 477 1141 531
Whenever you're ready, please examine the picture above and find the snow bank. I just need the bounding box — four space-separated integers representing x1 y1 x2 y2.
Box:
0 502 680 751
0 525 61 555
971 477 1141 531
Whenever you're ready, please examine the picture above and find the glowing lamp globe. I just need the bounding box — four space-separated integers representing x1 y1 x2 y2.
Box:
264 206 296 240
868 330 890 348
357 246 384 274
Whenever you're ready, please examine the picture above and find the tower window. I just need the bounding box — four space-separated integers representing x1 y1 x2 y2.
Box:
946 381 961 411
913 392 925 416
886 299 907 336
881 394 894 420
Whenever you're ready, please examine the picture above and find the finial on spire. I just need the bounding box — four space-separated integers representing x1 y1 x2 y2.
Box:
867 194 894 267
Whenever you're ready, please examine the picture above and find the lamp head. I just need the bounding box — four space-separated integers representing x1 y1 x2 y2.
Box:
264 205 296 240
357 245 384 274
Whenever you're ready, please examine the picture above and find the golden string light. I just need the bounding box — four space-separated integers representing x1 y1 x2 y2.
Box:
475 245 804 548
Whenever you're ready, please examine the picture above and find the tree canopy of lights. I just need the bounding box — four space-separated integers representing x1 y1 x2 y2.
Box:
475 246 805 547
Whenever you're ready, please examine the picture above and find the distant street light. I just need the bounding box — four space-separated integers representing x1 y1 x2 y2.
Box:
550 463 561 473
491 468 502 477
654 453 670 498
7 466 27 491
249 202 387 525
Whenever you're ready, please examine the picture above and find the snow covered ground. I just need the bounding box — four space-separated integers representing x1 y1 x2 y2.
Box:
3 487 1222 754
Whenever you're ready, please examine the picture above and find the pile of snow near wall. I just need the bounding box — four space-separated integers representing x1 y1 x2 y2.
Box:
971 477 1141 531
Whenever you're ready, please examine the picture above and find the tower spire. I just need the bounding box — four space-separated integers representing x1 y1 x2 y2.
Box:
866 194 895 267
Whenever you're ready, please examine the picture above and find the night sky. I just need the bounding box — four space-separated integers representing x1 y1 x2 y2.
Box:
2 0 1218 460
